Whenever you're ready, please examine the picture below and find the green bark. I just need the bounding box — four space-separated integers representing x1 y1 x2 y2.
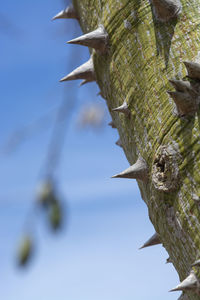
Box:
72 0 200 298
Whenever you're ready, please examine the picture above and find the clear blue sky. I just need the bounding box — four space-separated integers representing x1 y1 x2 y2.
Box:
0 0 179 299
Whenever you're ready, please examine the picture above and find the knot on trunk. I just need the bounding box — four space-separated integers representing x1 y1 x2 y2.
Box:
152 144 180 192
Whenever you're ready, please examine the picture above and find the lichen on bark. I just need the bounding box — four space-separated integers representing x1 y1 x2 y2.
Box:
72 0 200 298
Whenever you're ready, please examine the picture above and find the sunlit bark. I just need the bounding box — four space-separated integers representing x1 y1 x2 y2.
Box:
72 1 200 298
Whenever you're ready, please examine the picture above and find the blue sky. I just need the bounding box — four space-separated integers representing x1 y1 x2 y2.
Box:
0 0 179 299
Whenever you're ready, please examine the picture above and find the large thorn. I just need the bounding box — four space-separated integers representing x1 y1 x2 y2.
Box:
170 271 198 292
169 79 196 95
151 0 182 22
111 156 148 181
67 25 108 54
52 5 78 20
184 61 200 81
60 57 95 83
112 101 130 117
191 259 200 267
167 90 198 116
139 233 161 249
169 79 198 102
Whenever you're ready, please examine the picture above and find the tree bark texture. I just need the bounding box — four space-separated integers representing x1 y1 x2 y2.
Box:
72 0 200 299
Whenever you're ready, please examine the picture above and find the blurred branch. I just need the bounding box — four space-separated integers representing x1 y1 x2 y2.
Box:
0 107 58 155
14 0 96 267
41 86 77 178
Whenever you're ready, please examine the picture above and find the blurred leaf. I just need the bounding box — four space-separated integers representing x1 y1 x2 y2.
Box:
49 201 62 231
17 236 33 267
37 180 57 208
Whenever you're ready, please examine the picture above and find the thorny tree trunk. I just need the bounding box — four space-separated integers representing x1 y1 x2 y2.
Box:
68 0 200 299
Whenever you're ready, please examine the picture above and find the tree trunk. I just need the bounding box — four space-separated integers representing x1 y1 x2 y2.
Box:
71 0 200 298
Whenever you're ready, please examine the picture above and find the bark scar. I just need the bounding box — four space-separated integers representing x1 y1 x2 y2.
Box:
152 144 180 192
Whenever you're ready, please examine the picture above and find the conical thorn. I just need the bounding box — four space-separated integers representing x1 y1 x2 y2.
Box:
112 101 130 117
169 79 194 93
52 5 78 20
67 25 109 54
108 121 116 128
169 79 199 101
191 259 200 267
167 90 198 116
115 138 123 148
166 257 172 264
151 0 182 22
184 61 200 81
139 233 161 249
60 57 95 83
111 156 148 181
170 271 198 292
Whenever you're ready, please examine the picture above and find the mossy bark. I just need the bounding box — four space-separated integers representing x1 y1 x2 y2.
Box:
73 0 200 298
